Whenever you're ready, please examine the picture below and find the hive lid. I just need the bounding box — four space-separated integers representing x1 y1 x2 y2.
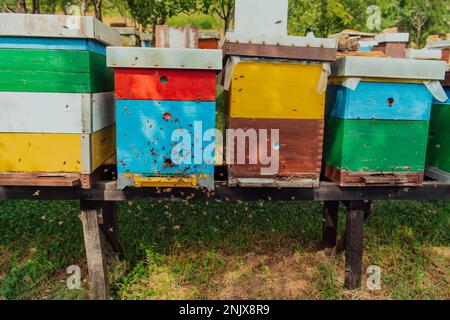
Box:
223 32 338 61
405 48 442 60
225 32 338 49
374 33 409 43
331 56 446 80
107 47 223 70
0 13 121 46
426 40 450 49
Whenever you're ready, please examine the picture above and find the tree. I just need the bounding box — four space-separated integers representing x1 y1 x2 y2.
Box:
126 0 196 44
397 0 449 47
90 0 102 20
200 0 234 32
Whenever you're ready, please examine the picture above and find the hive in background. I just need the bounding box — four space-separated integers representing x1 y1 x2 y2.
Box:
107 47 222 189
426 56 450 182
0 13 120 188
223 0 338 188
324 56 447 186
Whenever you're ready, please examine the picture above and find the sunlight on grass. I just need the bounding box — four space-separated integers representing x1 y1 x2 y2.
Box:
0 199 448 300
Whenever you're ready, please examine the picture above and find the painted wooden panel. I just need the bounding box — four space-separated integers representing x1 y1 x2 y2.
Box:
0 92 114 133
0 126 115 173
324 117 430 173
91 125 116 171
426 104 450 173
114 68 216 101
227 118 324 177
0 13 122 46
229 62 325 119
0 49 114 93
0 133 82 172
0 37 106 55
326 82 432 120
155 25 199 49
116 100 215 175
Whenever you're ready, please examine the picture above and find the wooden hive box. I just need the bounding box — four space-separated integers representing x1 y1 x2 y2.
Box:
324 56 447 186
107 47 222 190
223 32 337 188
0 13 121 188
426 86 450 182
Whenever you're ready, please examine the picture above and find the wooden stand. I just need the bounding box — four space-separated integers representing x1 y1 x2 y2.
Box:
322 200 372 289
0 165 113 189
80 200 123 300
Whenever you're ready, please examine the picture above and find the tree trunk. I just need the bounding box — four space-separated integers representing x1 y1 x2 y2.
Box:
90 0 103 21
16 0 27 13
80 0 88 16
32 0 40 13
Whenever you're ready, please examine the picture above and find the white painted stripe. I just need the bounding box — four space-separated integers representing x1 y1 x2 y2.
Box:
107 47 223 70
0 13 121 46
0 92 114 134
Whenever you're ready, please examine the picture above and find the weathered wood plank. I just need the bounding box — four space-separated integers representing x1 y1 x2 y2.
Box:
325 164 425 187
344 201 365 289
1 180 450 201
80 200 109 300
223 42 337 61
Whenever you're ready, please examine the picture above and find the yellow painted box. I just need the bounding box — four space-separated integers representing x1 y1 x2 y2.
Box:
228 61 326 119
0 125 115 182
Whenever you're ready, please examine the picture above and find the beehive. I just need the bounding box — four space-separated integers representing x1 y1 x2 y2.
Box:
324 56 446 186
0 13 120 188
223 32 338 188
107 47 222 189
426 65 450 182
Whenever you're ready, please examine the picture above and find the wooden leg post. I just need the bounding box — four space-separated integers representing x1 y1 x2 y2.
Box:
98 201 124 257
80 200 110 300
344 200 366 289
322 201 340 250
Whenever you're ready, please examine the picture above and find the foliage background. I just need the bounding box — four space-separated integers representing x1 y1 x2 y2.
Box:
1 0 449 46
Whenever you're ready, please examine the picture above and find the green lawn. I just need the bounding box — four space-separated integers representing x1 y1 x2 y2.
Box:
0 200 448 300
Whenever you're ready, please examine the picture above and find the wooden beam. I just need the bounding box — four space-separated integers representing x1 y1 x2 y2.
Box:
80 200 109 300
98 201 124 257
322 201 340 250
223 42 337 61
344 201 366 289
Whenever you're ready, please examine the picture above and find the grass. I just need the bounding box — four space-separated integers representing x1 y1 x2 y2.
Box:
0 199 448 300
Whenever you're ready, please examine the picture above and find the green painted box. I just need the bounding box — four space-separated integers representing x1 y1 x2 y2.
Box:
426 88 450 182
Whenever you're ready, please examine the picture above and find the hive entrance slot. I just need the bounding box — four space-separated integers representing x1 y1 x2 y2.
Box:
387 98 394 106
160 76 168 84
